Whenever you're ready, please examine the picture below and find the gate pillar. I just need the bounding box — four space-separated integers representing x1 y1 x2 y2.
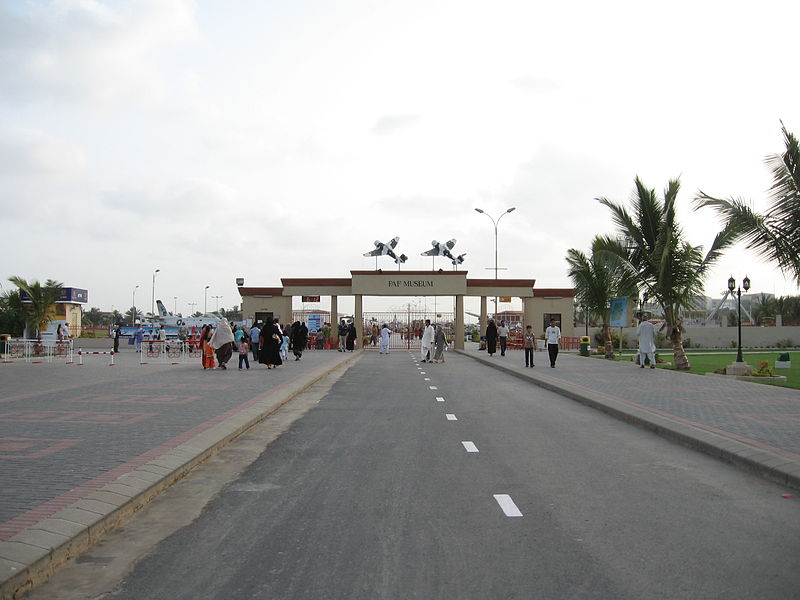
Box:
354 294 363 348
479 296 488 336
455 295 465 350
330 295 338 344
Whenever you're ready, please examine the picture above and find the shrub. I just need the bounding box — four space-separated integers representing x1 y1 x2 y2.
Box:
776 338 795 348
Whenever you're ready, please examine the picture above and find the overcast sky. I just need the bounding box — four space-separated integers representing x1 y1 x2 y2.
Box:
2 0 799 318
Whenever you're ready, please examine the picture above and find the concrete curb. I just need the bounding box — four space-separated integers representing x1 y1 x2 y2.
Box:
456 350 800 492
0 351 363 600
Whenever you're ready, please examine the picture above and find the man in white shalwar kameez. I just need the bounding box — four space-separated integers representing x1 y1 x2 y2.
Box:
420 319 435 362
379 324 391 354
637 315 656 369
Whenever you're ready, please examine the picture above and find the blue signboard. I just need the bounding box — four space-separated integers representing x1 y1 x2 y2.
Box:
609 297 629 327
307 314 322 333
19 287 88 304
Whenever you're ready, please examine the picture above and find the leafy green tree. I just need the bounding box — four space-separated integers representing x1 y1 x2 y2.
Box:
82 307 105 327
596 177 736 370
124 307 143 325
567 236 638 358
7 277 63 340
695 122 800 285
0 288 26 336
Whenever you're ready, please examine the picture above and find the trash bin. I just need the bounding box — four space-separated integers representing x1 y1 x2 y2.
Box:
0 334 9 355
579 335 591 357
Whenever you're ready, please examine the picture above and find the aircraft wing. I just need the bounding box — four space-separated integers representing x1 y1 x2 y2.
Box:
363 248 383 257
420 247 439 256
388 237 400 249
445 238 457 249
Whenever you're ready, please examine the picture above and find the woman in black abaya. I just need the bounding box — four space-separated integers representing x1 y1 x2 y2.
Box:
485 319 498 357
259 318 283 368
291 321 308 361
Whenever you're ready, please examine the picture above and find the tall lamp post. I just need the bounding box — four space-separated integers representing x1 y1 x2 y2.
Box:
474 207 516 319
151 269 160 318
212 295 223 312
132 285 139 326
204 285 210 315
728 275 751 363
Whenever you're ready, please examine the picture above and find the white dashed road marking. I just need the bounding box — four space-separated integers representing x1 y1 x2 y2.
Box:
446 413 457 421
435 397 445 402
493 494 523 517
462 441 479 453
430 386 438 390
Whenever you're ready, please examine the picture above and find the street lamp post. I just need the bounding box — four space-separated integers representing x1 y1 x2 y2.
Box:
132 285 139 326
204 285 210 315
474 207 516 319
173 296 178 315
728 275 751 363
212 295 223 312
188 301 197 315
151 269 160 318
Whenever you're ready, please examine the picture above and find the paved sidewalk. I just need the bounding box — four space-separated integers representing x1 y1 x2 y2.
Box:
0 349 361 599
459 348 800 491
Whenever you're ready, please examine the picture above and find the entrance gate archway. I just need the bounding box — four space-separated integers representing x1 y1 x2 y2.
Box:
239 271 576 350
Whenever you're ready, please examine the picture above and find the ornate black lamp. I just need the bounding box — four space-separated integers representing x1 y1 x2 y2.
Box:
728 275 751 363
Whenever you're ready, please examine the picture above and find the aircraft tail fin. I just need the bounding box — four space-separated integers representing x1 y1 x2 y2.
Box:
156 300 170 317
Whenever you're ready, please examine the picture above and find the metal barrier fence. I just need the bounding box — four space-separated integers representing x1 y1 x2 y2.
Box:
0 339 74 364
140 340 201 364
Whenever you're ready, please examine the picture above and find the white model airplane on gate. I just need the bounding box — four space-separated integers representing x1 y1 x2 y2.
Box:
421 238 457 261
363 237 408 264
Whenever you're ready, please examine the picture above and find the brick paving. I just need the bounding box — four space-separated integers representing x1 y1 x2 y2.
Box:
461 348 800 463
0 349 353 542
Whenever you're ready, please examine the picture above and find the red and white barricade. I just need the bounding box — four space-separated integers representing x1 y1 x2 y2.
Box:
1 339 73 364
74 348 115 366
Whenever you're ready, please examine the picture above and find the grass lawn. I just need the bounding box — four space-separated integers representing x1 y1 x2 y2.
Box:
593 350 800 390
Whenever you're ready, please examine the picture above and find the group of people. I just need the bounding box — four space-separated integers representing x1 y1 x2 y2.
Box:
199 318 309 371
484 318 563 368
337 319 358 352
419 319 449 363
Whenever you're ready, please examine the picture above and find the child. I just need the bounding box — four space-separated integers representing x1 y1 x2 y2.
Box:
280 333 290 362
238 338 250 370
524 325 535 368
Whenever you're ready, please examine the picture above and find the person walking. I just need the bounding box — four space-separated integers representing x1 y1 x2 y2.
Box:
291 321 308 361
523 324 536 368
238 337 250 370
485 319 498 357
210 320 235 370
346 321 357 352
420 319 435 362
259 318 283 369
545 318 561 368
338 319 348 352
134 325 144 353
379 323 391 354
249 322 261 361
497 320 509 356
432 325 448 363
113 325 122 353
199 324 215 369
637 313 656 369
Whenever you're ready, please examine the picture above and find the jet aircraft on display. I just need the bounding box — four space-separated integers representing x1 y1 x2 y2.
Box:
363 237 408 264
156 300 221 328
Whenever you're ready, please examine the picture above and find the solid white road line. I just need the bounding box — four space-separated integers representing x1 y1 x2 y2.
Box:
493 494 523 517
446 413 457 421
462 441 479 453
435 396 445 402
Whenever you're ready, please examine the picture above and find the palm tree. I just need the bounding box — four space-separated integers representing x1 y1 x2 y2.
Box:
694 122 800 285
567 236 638 358
596 177 736 370
7 277 63 340
0 288 26 336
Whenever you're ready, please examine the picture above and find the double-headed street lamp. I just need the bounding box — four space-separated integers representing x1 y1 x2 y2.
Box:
212 295 223 312
474 207 516 319
728 275 751 363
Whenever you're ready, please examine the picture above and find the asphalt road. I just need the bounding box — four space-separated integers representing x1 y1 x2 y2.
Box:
27 351 800 599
